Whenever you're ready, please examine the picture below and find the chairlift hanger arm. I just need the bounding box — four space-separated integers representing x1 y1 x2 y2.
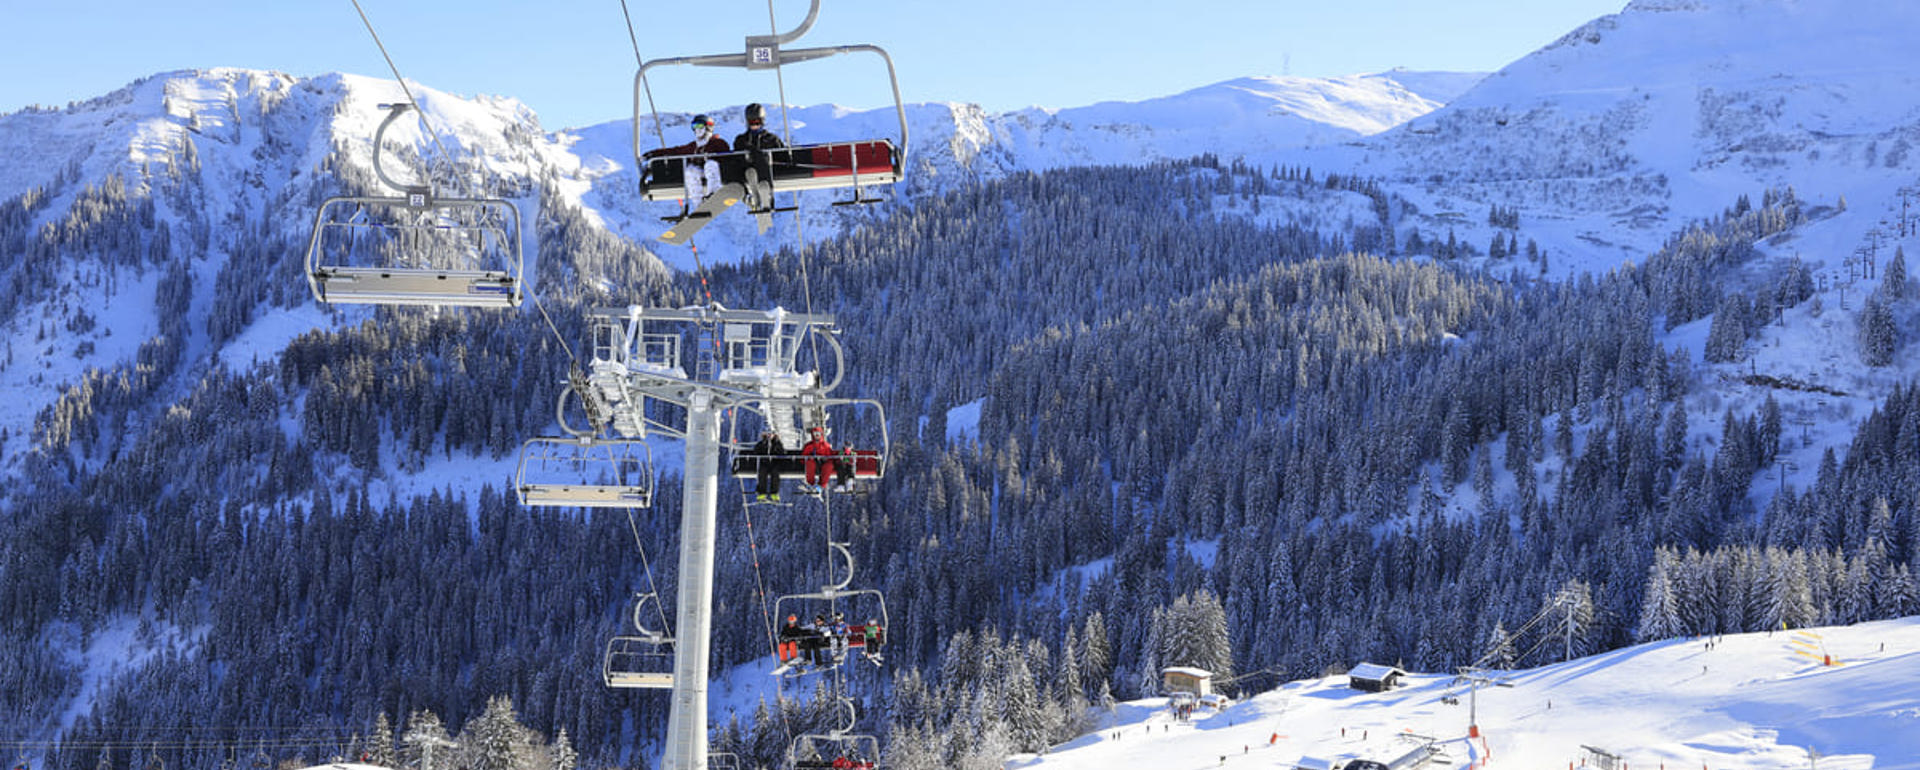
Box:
372 103 431 201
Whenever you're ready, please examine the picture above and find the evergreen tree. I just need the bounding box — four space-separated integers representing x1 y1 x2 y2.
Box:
1885 246 1909 300
1078 612 1113 699
1761 548 1817 630
550 728 576 770
1480 620 1516 670
1858 295 1898 366
1635 549 1685 642
1704 295 1749 362
368 712 398 769
1158 590 1233 678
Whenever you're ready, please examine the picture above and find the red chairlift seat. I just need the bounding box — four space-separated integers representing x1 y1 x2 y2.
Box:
641 140 900 202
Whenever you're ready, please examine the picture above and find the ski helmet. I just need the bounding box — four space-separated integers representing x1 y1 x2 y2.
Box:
745 103 766 124
691 114 715 131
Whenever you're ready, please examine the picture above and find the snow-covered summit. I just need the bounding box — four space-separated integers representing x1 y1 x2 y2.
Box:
1310 0 1920 272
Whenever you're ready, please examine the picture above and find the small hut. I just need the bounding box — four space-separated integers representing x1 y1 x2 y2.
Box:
1161 666 1214 697
1347 662 1407 693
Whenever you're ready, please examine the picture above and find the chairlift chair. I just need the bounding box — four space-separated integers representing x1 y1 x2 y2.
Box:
788 709 880 770
604 592 676 689
771 543 889 676
729 397 890 492
514 436 655 508
633 0 908 210
306 103 525 307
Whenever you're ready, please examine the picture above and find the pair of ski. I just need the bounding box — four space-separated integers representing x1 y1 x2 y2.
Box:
657 171 794 245
770 650 883 678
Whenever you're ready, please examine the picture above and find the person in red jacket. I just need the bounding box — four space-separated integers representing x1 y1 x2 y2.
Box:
800 426 835 493
642 113 729 212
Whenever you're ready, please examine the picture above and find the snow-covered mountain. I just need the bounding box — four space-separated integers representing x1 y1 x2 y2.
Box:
1015 616 1920 770
0 65 1474 463
1298 0 1920 276
554 68 1480 267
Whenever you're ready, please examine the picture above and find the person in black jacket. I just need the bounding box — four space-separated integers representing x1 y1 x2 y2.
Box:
733 103 785 210
751 429 785 502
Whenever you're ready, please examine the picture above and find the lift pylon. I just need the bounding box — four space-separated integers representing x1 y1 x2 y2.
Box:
576 304 859 770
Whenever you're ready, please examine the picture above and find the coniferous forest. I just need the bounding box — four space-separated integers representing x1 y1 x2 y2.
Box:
1 145 1918 770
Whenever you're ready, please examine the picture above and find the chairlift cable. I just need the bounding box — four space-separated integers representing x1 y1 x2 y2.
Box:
624 507 675 641
617 0 670 158
761 0 826 372
764 0 798 149
737 482 798 748
532 293 580 364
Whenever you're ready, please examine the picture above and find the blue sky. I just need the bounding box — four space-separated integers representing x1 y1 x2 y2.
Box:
3 1 1625 130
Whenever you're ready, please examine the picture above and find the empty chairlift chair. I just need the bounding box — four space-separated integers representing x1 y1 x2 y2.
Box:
603 593 676 689
306 103 525 307
514 436 655 509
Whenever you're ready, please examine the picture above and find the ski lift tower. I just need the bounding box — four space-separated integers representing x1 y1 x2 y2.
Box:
578 304 846 770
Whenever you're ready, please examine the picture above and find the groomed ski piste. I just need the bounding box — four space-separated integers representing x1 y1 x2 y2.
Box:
1009 617 1920 770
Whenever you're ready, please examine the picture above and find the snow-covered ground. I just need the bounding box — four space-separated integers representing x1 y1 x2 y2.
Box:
48 614 206 736
1013 617 1920 770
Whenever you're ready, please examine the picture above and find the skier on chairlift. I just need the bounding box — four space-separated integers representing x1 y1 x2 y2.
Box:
642 113 729 216
734 103 785 210
752 428 786 502
830 612 851 660
800 426 836 494
778 614 805 663
808 614 833 666
832 442 858 493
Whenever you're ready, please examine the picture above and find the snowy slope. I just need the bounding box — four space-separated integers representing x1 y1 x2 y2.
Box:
1012 617 1920 770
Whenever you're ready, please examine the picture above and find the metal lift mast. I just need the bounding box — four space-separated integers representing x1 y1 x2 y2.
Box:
575 305 840 770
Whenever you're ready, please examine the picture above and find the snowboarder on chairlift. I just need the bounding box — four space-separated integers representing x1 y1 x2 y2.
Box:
734 103 785 210
643 113 729 214
800 426 835 493
752 428 786 502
